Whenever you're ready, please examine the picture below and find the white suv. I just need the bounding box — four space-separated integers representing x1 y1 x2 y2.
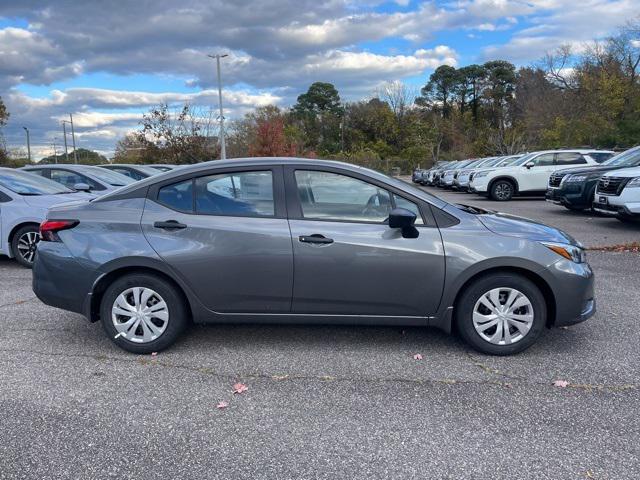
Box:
593 166 640 223
468 149 613 201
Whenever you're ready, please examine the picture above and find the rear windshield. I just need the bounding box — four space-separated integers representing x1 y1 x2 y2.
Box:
78 166 136 186
0 169 73 195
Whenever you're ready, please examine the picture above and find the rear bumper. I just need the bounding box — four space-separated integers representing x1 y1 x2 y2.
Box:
32 242 96 319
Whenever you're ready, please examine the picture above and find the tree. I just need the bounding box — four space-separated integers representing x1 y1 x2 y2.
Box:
416 65 459 116
247 106 297 157
457 65 486 121
292 82 344 154
40 148 107 165
0 97 8 165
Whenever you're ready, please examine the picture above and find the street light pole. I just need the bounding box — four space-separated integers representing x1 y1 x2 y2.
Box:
69 113 78 164
22 127 31 163
207 53 228 160
62 122 69 163
52 138 58 164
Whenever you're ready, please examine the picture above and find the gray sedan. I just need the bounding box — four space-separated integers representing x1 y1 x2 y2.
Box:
33 158 595 355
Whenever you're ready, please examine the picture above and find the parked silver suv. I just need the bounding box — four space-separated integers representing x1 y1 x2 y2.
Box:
33 158 595 355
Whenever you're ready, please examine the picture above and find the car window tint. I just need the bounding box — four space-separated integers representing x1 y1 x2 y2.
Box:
295 170 393 223
392 194 424 225
0 190 12 202
556 152 586 165
50 169 102 190
588 152 613 163
157 179 193 212
195 171 274 217
532 153 555 166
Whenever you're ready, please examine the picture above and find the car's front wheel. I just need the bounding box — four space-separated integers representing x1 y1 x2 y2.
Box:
100 273 188 354
490 180 515 201
455 273 546 355
11 224 40 268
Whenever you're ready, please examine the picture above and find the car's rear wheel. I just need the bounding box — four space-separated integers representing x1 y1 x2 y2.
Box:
490 180 515 201
100 273 188 354
455 273 546 355
11 224 40 268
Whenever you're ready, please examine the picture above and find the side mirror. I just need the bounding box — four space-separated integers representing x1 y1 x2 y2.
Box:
73 182 91 192
524 161 535 169
388 208 419 238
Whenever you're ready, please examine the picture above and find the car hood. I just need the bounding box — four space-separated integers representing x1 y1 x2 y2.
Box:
476 210 580 246
22 192 95 208
555 164 623 176
602 166 640 178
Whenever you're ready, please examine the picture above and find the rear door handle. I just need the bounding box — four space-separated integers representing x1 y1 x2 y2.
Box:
154 220 187 231
299 234 334 244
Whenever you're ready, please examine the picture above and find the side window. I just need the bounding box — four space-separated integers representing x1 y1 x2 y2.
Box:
556 152 586 165
0 190 12 203
50 169 100 190
295 170 392 223
113 168 140 180
392 194 424 225
532 153 555 166
26 169 46 177
195 171 274 217
157 179 193 212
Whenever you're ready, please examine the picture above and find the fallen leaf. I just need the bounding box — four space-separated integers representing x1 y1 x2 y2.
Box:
413 353 423 360
233 383 248 394
216 401 228 409
151 352 158 357
553 380 569 388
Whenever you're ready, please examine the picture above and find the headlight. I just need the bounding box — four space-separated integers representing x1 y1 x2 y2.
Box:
625 176 640 188
542 242 587 263
474 170 493 178
565 175 588 183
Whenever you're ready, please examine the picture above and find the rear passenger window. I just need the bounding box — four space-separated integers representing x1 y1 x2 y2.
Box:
157 179 193 212
556 153 586 165
195 171 274 217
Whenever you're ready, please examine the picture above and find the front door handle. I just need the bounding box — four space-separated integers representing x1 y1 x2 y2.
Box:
154 220 187 231
299 234 334 244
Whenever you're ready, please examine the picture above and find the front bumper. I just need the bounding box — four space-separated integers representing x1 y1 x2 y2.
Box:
548 259 596 327
468 179 488 193
545 185 590 208
593 190 640 216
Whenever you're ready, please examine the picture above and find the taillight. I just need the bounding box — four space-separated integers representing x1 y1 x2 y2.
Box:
39 219 79 242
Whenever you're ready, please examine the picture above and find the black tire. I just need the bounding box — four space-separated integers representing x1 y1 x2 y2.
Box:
100 273 188 354
490 179 515 201
11 224 40 268
455 273 546 355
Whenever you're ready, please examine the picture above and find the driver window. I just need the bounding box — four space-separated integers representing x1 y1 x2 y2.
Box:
531 153 555 166
295 170 392 223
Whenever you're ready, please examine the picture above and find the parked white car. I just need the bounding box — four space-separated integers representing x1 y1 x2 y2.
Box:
592 166 640 223
0 168 93 267
468 149 614 201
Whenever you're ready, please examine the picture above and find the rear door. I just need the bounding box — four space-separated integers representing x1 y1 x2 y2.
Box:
141 166 293 313
285 166 445 317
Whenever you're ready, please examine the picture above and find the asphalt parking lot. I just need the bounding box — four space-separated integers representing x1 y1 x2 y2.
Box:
1 188 639 479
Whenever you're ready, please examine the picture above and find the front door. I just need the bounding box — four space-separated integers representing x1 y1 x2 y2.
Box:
141 167 293 313
285 167 445 317
518 152 556 192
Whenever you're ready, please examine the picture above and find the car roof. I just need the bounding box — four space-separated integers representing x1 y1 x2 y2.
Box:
530 149 613 154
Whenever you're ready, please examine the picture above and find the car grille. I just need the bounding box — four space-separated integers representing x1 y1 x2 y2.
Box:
597 176 630 195
469 173 475 181
548 172 568 188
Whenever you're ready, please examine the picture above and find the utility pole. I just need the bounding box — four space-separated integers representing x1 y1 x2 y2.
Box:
52 138 58 164
22 127 31 163
62 122 69 163
207 53 228 160
69 113 78 164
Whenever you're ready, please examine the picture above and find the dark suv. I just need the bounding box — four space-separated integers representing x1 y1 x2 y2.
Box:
546 146 640 211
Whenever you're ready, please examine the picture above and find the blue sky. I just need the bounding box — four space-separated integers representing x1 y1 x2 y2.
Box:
1 0 637 159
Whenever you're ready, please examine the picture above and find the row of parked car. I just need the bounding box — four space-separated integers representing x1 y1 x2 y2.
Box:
0 163 181 268
413 146 640 223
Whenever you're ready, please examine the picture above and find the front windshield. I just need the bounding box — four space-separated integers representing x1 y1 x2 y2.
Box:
481 157 506 168
78 166 136 186
603 146 640 167
498 156 524 167
512 152 538 166
0 169 73 195
135 165 163 176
